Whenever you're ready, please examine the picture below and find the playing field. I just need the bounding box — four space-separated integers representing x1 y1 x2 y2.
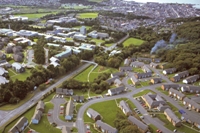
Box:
123 37 145 47
15 12 56 19
76 13 98 19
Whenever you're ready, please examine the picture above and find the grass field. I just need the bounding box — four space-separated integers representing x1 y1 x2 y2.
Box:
10 69 32 81
15 12 56 19
74 65 94 82
133 89 155 97
156 87 168 95
77 12 98 19
123 37 145 47
136 81 150 88
90 38 105 45
73 26 92 30
133 67 144 73
105 43 113 47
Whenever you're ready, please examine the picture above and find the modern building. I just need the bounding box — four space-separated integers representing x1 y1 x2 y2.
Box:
119 66 132 72
80 26 87 35
54 49 72 59
72 95 84 102
130 75 139 85
183 97 200 112
180 86 200 93
175 71 189 79
134 72 152 79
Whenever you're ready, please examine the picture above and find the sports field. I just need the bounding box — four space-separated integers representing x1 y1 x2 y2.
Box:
15 12 56 19
76 13 98 19
123 37 145 47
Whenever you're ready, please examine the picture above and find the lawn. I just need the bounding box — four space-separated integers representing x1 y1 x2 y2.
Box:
127 79 132 84
133 89 155 97
44 102 54 113
15 12 56 19
149 124 158 133
90 38 105 45
84 99 118 127
0 92 35 111
123 37 145 47
73 65 94 82
105 43 113 47
156 87 168 95
133 67 144 73
76 12 98 19
136 81 150 88
73 26 92 30
8 68 16 77
10 69 32 81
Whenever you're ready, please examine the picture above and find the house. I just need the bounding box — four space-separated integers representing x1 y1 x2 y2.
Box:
130 61 144 68
12 62 25 73
150 78 162 84
181 113 200 129
142 65 152 73
175 71 189 79
164 108 181 127
128 116 148 133
9 117 28 133
170 75 181 82
169 88 185 101
106 77 119 85
95 120 118 133
65 100 74 120
32 110 43 124
87 108 101 121
114 79 123 87
36 101 45 112
134 72 152 79
124 58 131 66
0 51 6 59
108 86 125 96
153 58 161 63
183 75 199 84
111 72 125 78
0 67 8 76
0 76 9 85
161 84 180 91
72 95 84 102
130 75 139 85
163 68 176 75
137 57 152 63
119 100 132 116
183 97 200 112
150 62 158 68
62 126 71 133
56 88 73 96
142 94 166 109
159 63 168 69
157 103 170 111
13 54 23 62
119 66 132 72
181 86 200 93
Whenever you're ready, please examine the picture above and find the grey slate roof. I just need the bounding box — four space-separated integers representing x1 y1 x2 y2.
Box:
128 116 148 131
162 83 180 90
87 108 101 118
65 100 74 116
163 68 176 74
164 108 181 124
184 75 199 83
9 116 28 133
119 100 132 114
96 120 118 133
175 71 189 78
169 88 185 98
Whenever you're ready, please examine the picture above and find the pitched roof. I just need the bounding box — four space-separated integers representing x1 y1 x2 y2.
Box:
0 67 8 76
130 75 139 83
164 108 181 124
119 66 132 71
128 116 148 131
163 68 176 73
183 97 200 109
130 61 144 67
151 77 162 82
96 120 118 133
111 72 125 78
106 76 119 84
150 62 158 67
162 83 180 89
119 100 132 114
169 88 185 98
9 116 28 132
109 86 125 94
175 71 189 78
32 110 43 121
87 108 101 118
184 75 199 82
36 101 44 110
142 65 152 73
65 100 73 116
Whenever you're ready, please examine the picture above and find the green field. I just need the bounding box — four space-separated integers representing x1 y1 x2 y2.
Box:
77 13 98 19
105 43 113 47
15 12 56 19
90 38 105 45
133 89 155 97
10 69 32 81
73 26 92 30
136 81 150 88
123 38 145 47
133 67 144 73
74 65 94 82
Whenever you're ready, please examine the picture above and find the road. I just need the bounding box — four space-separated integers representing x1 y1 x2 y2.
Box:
0 62 91 128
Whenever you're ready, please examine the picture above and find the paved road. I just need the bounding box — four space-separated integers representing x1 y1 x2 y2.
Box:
0 63 91 128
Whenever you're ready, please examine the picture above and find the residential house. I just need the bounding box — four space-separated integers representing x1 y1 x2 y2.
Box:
87 108 101 121
130 61 144 68
124 58 131 66
163 68 176 75
150 78 162 84
181 113 200 129
153 58 161 63
119 66 132 72
175 71 189 79
12 62 25 73
0 51 6 59
65 100 74 120
72 95 84 102
181 86 200 93
32 110 43 124
9 117 28 133
159 63 167 70
108 86 125 96
134 72 152 79
137 57 152 63
0 76 9 85
111 72 125 78
161 84 180 91
183 97 200 112
142 65 152 73
150 62 158 68
170 75 181 82
130 75 139 85
106 77 119 85
169 88 185 100
95 120 118 133
119 100 132 116
183 75 199 84
114 79 123 87
157 103 170 111
56 88 73 96
62 126 71 133
13 54 23 62
36 101 45 112
128 116 148 133
142 94 166 109
0 67 8 76
164 108 181 127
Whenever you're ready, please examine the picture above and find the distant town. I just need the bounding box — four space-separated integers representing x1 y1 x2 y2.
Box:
0 0 200 133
